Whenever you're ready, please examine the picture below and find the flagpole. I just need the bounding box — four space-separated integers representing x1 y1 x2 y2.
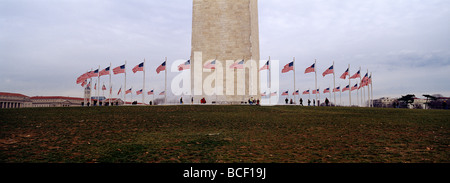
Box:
366 69 369 107
314 59 318 103
269 56 271 106
348 64 351 106
333 61 336 107
293 57 296 105
89 68 93 106
165 57 167 105
143 59 146 105
359 66 362 107
97 65 100 105
371 72 374 107
109 62 112 106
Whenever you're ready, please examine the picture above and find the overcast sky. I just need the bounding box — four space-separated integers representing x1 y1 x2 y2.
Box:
1 0 449 103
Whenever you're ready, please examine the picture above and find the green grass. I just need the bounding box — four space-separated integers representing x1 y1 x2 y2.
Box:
1 106 449 163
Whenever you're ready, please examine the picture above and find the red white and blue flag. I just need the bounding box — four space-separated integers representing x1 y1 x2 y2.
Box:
351 84 359 91
159 91 165 95
113 64 126 75
305 63 315 74
132 62 144 73
322 65 334 77
270 92 277 96
117 87 122 95
148 90 154 95
261 92 267 97
99 66 110 76
88 69 99 78
340 68 349 79
324 88 330 93
204 60 216 69
260 60 270 71
282 90 289 96
350 70 361 79
303 90 310 95
156 61 166 74
81 80 87 87
293 90 299 95
333 86 341 92
178 60 191 71
136 89 143 95
342 85 350 92
76 72 90 84
102 84 106 91
282 61 294 73
125 88 132 94
230 60 244 69
312 89 319 94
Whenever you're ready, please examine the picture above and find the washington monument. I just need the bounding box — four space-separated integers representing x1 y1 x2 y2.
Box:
191 0 260 104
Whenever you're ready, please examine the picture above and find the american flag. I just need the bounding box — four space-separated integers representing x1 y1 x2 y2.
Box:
113 64 126 75
323 88 330 93
261 92 267 97
178 60 191 71
230 60 244 69
148 90 154 95
94 83 97 90
125 88 132 94
351 84 358 91
342 85 350 92
340 68 349 79
322 65 334 77
333 86 341 92
293 90 299 95
312 89 319 94
159 91 165 95
156 61 166 74
259 60 269 71
305 63 315 74
81 80 87 87
270 92 277 96
281 90 289 96
132 62 144 73
136 89 143 95
88 69 99 78
102 84 106 91
303 90 310 95
77 72 89 84
350 70 361 79
282 61 294 73
99 66 110 76
117 87 122 95
204 60 216 69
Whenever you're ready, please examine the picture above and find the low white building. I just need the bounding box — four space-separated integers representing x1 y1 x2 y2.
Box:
0 92 32 108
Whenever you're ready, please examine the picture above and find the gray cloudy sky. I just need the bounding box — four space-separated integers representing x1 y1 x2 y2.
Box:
1 0 449 103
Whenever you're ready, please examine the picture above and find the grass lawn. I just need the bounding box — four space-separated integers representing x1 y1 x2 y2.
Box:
1 105 449 163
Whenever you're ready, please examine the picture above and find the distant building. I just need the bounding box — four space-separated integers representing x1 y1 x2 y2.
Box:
372 97 397 108
1 91 126 108
411 98 428 109
30 96 84 107
0 92 32 108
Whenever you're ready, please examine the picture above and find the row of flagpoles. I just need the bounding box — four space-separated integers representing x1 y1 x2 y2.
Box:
76 58 172 105
76 57 373 106
261 57 374 107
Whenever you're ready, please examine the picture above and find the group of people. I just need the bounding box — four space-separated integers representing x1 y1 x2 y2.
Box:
285 97 331 106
